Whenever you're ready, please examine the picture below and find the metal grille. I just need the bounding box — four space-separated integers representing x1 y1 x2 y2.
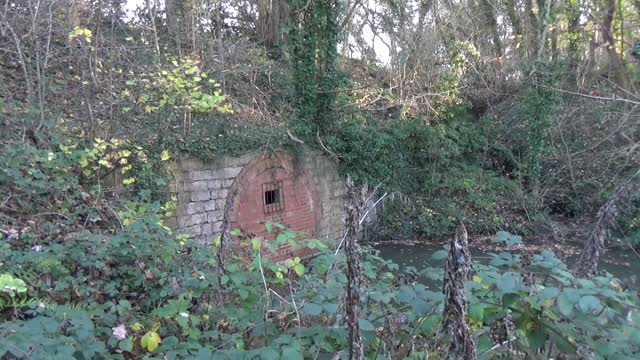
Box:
262 181 283 214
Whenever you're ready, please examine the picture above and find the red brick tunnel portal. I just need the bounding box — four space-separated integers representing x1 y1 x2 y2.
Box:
230 153 322 260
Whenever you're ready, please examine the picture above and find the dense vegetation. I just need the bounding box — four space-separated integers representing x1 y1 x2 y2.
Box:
1 0 640 358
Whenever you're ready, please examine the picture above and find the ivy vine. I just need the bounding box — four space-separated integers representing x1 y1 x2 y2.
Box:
287 0 340 137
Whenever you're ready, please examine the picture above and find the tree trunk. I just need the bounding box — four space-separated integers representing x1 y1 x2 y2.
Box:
479 0 502 58
257 0 289 48
524 0 539 60
165 0 181 56
504 0 523 38
566 0 581 72
602 0 625 85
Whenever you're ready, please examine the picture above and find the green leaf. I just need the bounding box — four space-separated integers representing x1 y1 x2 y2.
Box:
259 348 279 360
140 331 161 352
526 322 546 349
494 231 523 246
118 337 134 352
359 318 375 331
265 223 273 232
303 303 323 316
281 346 303 360
430 249 448 261
323 303 339 314
502 293 520 308
469 303 485 323
557 292 574 316
397 286 416 303
497 272 519 294
577 295 602 313
230 229 241 236
293 263 305 276
251 239 261 252
541 287 560 300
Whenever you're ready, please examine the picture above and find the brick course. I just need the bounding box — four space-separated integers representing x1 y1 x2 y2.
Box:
172 148 346 258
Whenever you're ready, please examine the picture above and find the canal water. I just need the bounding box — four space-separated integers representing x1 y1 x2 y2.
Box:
374 242 640 290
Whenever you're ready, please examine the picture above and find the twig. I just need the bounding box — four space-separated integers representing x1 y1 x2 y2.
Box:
317 129 341 160
535 83 640 106
258 247 269 295
269 288 290 304
0 193 10 208
359 192 387 226
287 129 305 144
335 180 388 255
479 337 518 355
288 281 301 328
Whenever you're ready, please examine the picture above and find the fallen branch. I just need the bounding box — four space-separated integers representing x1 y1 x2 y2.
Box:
574 169 640 278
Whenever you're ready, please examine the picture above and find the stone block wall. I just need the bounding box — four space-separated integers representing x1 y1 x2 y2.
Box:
166 148 346 245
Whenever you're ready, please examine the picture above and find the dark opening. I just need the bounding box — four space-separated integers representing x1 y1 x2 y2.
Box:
263 181 284 214
265 189 280 205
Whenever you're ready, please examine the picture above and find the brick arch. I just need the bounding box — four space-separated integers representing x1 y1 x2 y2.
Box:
229 152 322 257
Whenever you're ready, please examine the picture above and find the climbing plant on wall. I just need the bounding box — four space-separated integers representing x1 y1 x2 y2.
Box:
287 0 340 137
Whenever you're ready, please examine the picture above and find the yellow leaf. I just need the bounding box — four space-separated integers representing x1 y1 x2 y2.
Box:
123 177 136 185
121 165 132 174
472 275 482 284
160 150 170 161
98 159 111 168
79 157 89 168
140 331 161 352
130 322 144 331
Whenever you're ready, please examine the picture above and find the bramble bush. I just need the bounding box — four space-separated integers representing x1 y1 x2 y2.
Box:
1 136 639 359
326 115 521 240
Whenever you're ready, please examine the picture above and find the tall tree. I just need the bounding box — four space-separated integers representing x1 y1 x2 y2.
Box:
479 0 503 57
602 0 625 84
257 0 289 48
